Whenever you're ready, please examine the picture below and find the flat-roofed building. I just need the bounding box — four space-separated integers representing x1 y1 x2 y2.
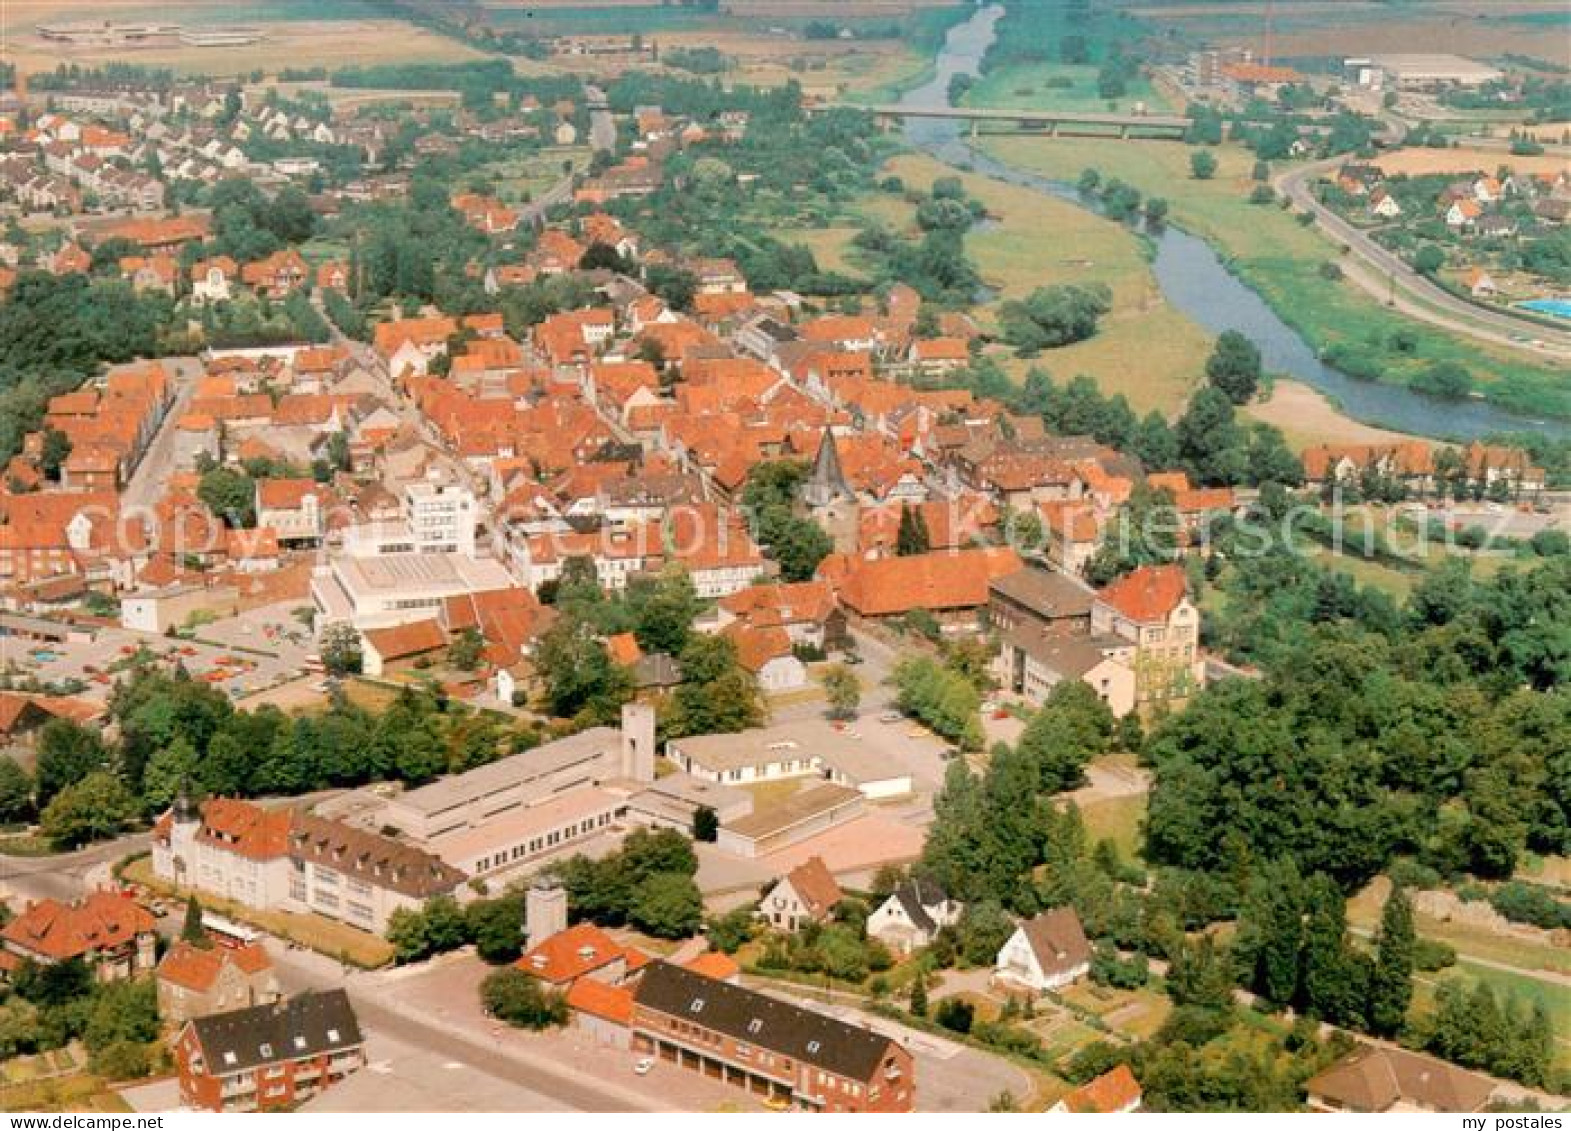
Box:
310 551 516 630
715 783 864 859
665 719 912 799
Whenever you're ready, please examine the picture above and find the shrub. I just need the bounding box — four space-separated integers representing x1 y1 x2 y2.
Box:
481 967 569 1030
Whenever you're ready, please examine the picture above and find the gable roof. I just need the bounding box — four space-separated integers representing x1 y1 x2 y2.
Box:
1062 1064 1142 1113
158 940 272 993
834 548 1023 617
1016 906 1092 980
185 989 362 1075
633 960 899 1082
779 856 843 919
516 922 631 985
361 617 447 663
888 876 952 934
565 976 635 1025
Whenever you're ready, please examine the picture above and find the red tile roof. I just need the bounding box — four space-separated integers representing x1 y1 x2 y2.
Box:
833 548 1022 617
1 891 155 963
516 923 631 985
1096 564 1188 624
565 976 635 1024
1061 1064 1142 1113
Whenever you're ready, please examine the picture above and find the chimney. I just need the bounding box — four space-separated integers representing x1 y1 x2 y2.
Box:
525 882 568 950
620 701 655 782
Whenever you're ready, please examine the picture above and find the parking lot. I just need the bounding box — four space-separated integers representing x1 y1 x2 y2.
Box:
7 600 316 706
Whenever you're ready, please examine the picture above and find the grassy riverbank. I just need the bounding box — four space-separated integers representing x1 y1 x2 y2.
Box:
977 137 1571 424
881 151 1207 416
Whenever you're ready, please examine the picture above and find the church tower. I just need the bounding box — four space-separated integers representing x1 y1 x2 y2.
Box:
802 428 859 553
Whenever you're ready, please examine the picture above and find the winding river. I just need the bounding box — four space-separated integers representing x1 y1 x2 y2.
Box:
898 4 1567 441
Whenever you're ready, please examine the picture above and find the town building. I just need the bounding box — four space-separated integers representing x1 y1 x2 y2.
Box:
174 989 367 1112
993 907 1092 994
631 961 916 1112
1053 1064 1143 1113
152 795 465 936
0 891 157 982
157 940 280 1025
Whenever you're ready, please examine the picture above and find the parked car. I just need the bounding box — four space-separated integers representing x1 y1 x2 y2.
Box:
633 1057 654 1076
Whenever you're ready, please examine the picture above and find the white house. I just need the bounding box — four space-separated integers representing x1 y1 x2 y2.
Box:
867 878 963 955
993 907 1092 994
758 856 842 932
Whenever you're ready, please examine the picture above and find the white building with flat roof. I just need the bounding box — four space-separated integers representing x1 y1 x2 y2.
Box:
310 550 515 630
665 719 914 800
403 475 478 556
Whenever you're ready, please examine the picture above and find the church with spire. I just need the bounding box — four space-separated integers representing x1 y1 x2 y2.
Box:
802 427 859 552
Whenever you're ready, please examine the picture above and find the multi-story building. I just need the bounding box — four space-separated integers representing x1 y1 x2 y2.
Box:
152 795 465 936
403 475 478 556
157 940 281 1025
631 961 915 1112
0 891 157 983
174 990 366 1112
1090 564 1204 714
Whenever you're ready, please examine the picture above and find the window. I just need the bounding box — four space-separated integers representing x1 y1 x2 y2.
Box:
689 999 705 1014
259 1043 273 1058
747 1018 763 1035
222 1051 238 1066
807 1041 821 1055
327 1029 340 1043
293 1036 307 1051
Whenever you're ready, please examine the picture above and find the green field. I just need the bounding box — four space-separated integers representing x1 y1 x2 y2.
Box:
976 137 1571 423
964 62 1170 116
882 151 1207 416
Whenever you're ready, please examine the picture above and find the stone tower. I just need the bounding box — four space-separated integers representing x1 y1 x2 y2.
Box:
620 701 656 782
525 881 569 949
801 427 859 554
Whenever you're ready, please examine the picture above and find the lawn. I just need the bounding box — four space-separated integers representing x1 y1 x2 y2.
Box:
762 225 866 277
880 151 1207 416
1078 793 1146 860
484 147 593 205
963 62 1171 117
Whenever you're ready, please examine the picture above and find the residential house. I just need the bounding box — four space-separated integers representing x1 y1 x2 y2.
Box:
174 989 366 1112
993 907 1092 994
1091 564 1204 714
0 891 157 982
1052 1065 1143 1114
157 941 281 1025
1304 1045 1496 1113
866 878 963 955
759 856 843 932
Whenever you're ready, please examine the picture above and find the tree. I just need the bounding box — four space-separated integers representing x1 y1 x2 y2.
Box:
318 622 363 677
180 895 211 949
464 893 526 964
0 757 34 823
1413 244 1445 276
1190 150 1218 180
448 627 485 672
1414 361 1473 401
956 900 1014 966
1368 885 1415 1037
908 970 928 1017
35 718 108 806
896 504 931 556
481 967 568 1030
141 735 198 812
627 566 701 656
822 663 861 720
39 427 71 481
1205 330 1263 405
39 771 136 848
691 805 719 843
998 284 1112 352
534 619 632 723
630 872 703 939
663 635 762 739
197 466 256 528
707 906 755 954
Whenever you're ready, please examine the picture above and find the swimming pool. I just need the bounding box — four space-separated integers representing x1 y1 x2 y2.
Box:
1517 298 1571 321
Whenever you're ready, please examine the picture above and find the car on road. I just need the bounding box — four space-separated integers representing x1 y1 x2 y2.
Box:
879 711 902 723
633 1057 654 1076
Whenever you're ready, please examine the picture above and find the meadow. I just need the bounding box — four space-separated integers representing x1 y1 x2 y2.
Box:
977 136 1571 422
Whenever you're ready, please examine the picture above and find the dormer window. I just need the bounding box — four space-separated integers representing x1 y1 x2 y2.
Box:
689 999 705 1014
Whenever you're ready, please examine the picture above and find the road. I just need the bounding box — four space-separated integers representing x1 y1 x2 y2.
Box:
121 356 205 514
1275 155 1571 360
0 832 151 904
584 84 616 153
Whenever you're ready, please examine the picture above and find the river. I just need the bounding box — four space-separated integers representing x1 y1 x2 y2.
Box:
896 4 1567 441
